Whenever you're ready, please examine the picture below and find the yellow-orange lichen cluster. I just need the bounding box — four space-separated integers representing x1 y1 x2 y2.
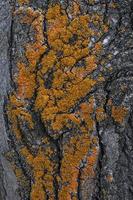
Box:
7 3 125 200
34 4 108 135
111 106 128 123
18 0 29 5
96 107 107 122
20 139 56 200
10 4 108 136
59 134 99 199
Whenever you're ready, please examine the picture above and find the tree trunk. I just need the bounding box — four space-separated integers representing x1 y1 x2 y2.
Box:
1 0 133 199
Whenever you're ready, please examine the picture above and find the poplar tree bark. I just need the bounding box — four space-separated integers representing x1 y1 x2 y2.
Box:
1 0 133 200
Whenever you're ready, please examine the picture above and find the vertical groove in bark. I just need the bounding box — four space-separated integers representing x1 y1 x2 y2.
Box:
0 0 20 199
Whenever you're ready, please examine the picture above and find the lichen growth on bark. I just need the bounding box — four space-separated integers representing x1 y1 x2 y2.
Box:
6 1 128 199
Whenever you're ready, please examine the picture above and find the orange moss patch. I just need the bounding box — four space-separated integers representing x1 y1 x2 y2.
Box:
112 106 128 123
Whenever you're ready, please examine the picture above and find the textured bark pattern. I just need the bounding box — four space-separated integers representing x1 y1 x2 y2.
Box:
1 0 133 200
0 0 20 199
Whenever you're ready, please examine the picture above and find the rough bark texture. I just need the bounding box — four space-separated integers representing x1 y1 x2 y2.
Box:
1 0 133 200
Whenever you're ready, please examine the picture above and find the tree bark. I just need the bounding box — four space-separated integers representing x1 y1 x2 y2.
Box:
1 0 133 200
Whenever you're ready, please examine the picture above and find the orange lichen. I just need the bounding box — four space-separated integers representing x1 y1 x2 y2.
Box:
88 0 95 4
35 2 107 133
81 138 99 181
59 133 91 199
17 62 36 99
112 106 128 123
59 135 99 199
80 97 95 130
18 0 29 5
21 145 56 200
7 2 110 199
96 107 107 122
46 4 61 20
72 1 80 16
7 98 25 140
106 174 113 183
35 4 107 137
15 168 23 179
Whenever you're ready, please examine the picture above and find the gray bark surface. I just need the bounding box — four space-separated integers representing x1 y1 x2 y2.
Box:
0 0 20 199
